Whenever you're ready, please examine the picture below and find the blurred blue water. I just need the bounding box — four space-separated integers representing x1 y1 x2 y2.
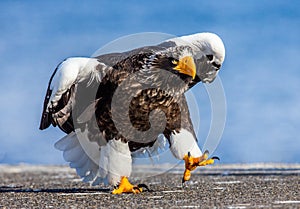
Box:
0 0 299 164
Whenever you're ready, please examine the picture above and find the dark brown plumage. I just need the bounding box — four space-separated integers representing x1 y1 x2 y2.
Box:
40 45 198 152
91 52 196 151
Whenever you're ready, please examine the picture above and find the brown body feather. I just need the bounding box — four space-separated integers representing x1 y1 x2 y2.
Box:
40 44 198 152
92 52 196 151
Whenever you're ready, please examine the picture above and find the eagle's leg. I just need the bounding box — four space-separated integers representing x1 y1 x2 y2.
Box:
182 150 220 183
112 176 143 194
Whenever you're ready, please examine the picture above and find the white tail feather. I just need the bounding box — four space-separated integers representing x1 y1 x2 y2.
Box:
54 129 132 186
69 154 88 168
63 145 84 162
54 132 78 151
54 129 102 185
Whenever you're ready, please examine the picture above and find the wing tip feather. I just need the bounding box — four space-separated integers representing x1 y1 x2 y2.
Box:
39 112 51 130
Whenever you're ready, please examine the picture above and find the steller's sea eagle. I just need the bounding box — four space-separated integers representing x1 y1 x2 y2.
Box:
39 32 225 194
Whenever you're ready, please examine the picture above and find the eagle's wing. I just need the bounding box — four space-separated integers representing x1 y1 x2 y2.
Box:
39 56 130 185
42 51 166 186
39 43 171 133
94 41 175 66
39 57 109 133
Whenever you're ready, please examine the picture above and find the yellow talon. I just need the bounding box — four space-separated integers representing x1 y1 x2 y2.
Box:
182 151 219 184
183 168 191 182
112 176 142 194
198 158 216 166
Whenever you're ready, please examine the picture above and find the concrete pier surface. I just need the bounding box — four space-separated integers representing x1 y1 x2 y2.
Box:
0 164 299 208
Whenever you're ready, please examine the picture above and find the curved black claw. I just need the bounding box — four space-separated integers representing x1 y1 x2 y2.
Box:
132 186 142 193
182 177 185 185
212 156 220 161
137 183 153 192
181 179 190 188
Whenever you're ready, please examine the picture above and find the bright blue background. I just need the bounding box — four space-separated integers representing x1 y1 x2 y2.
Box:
0 0 299 164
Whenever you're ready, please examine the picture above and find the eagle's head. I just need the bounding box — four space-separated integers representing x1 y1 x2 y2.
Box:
170 32 226 84
149 47 197 81
194 32 225 83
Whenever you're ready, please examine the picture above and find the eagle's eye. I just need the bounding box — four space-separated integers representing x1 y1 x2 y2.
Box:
206 54 213 61
171 58 178 65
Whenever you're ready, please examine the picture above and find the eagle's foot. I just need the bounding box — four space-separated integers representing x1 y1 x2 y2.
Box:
112 176 151 194
182 150 220 184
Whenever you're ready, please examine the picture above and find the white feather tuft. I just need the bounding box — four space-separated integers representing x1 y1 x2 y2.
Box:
105 140 132 185
170 128 202 159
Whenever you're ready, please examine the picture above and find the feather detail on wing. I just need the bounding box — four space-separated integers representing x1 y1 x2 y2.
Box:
39 57 109 133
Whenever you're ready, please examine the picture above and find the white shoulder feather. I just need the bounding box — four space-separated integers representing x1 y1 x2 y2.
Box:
170 128 202 159
47 57 104 112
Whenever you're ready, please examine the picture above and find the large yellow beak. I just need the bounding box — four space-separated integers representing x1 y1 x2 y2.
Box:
173 56 196 79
